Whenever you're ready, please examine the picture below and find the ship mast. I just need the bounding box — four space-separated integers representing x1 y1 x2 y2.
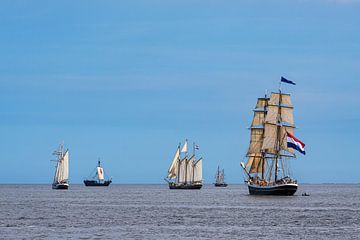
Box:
177 143 181 184
274 89 282 181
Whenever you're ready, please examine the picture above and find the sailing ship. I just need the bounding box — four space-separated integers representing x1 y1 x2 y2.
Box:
165 139 203 190
52 144 69 190
84 160 112 187
240 80 305 196
214 166 228 187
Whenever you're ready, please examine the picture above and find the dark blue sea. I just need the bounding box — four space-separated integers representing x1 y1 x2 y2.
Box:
0 184 359 239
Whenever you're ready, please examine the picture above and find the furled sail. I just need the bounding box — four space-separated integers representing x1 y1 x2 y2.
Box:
168 147 180 179
193 159 202 182
97 167 104 180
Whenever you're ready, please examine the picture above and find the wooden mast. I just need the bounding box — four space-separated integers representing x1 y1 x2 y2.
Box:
274 88 282 181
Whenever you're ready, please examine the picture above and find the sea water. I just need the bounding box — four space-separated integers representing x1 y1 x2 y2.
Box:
0 184 359 239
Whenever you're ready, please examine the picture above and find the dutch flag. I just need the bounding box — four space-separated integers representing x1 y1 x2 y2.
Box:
287 132 306 155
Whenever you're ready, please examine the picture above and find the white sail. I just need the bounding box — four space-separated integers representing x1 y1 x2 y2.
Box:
178 159 187 183
54 150 69 183
97 167 104 180
168 147 180 179
186 155 195 183
193 159 202 182
181 140 188 153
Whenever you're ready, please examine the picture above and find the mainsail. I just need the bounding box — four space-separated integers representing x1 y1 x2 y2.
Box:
97 167 104 180
54 149 69 184
193 159 202 182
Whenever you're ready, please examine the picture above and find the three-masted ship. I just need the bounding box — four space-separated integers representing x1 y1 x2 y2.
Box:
241 81 305 196
165 140 203 190
84 160 112 187
52 144 69 190
214 166 228 187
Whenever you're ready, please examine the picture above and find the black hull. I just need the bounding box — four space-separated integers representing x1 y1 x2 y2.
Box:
248 183 297 196
52 184 68 190
84 180 112 187
214 183 228 187
169 183 202 190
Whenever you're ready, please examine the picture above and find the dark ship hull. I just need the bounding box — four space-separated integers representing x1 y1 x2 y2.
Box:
214 183 228 187
52 183 68 190
248 183 297 196
84 180 112 187
169 182 202 190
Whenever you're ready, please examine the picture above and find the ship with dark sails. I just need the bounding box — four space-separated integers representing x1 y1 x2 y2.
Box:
84 160 112 187
240 77 306 196
214 166 228 187
165 139 203 190
52 144 69 190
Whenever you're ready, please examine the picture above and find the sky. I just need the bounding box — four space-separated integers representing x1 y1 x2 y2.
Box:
0 0 359 184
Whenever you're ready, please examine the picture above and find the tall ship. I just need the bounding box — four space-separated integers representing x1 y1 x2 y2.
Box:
84 160 112 187
52 144 69 190
165 139 203 190
240 78 305 196
214 166 228 187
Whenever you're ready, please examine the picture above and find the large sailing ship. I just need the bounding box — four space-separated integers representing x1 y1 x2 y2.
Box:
240 79 305 196
52 144 69 190
165 140 203 190
214 166 228 187
84 160 112 187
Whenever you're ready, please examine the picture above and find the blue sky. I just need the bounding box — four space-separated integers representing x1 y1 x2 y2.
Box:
0 0 359 183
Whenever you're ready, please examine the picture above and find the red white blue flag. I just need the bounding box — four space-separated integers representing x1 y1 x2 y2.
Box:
287 132 305 155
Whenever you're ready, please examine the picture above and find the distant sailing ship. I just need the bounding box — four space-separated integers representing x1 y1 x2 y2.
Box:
240 78 306 196
165 139 203 190
214 166 228 187
52 144 69 190
84 160 112 187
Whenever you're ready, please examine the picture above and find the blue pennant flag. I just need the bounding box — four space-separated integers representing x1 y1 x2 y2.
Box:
281 77 296 85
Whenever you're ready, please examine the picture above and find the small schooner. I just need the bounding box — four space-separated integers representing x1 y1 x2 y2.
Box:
84 160 112 187
52 144 69 190
165 139 203 190
214 166 228 187
240 78 305 196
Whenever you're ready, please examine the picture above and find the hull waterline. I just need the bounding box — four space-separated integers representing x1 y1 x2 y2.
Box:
52 183 69 190
84 180 112 187
214 183 228 187
169 183 202 190
248 183 297 196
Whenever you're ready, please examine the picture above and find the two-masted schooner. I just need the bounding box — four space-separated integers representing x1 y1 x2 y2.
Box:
52 144 69 190
165 139 203 189
240 78 305 196
84 160 112 187
214 166 228 187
